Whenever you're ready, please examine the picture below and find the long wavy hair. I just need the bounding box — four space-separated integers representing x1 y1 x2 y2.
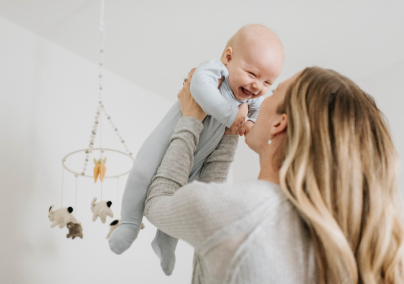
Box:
277 67 404 283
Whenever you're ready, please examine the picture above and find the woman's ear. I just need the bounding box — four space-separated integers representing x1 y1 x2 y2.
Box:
270 114 288 137
221 47 233 65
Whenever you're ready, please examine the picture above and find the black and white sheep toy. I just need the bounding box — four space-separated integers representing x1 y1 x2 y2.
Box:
106 219 120 239
48 205 79 228
91 197 114 223
106 219 145 239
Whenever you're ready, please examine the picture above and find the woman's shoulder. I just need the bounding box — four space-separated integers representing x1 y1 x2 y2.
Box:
226 180 290 213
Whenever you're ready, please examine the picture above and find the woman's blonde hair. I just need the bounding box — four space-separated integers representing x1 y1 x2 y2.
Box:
277 67 404 283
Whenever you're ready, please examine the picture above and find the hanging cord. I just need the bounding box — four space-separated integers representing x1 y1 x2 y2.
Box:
81 0 106 176
75 174 78 216
117 177 120 218
81 0 130 180
60 166 65 208
100 0 107 38
99 103 103 202
99 38 103 200
99 0 105 200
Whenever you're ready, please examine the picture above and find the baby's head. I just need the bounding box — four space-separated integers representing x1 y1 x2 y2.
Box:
221 24 284 101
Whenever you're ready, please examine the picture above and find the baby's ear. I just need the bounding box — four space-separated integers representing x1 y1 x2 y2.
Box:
222 47 233 65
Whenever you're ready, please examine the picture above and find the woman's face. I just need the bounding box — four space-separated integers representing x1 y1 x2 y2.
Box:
245 72 300 154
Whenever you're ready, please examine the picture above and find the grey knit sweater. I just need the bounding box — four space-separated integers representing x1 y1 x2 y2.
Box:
145 117 316 284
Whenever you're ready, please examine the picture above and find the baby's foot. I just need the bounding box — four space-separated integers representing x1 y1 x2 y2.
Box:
151 230 178 276
108 224 139 254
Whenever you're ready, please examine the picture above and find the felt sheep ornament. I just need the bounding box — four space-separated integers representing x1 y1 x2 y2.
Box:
48 205 78 228
106 219 120 239
106 219 145 239
66 222 83 239
91 197 114 223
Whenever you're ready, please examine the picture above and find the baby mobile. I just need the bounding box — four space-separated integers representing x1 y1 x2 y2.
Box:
48 0 144 240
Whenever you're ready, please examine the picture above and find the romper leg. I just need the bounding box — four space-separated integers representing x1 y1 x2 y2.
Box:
152 116 226 276
108 102 182 255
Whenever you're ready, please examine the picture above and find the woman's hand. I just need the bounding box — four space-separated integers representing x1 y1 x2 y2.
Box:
177 68 207 122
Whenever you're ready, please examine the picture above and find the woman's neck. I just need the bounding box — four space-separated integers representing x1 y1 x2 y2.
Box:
258 152 280 184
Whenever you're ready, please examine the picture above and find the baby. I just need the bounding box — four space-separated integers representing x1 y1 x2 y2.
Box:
109 24 284 275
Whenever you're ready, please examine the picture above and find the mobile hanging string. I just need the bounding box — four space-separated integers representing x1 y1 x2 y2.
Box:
100 0 106 38
117 177 120 218
80 0 132 180
75 174 78 216
60 166 65 207
99 0 106 200
50 0 135 235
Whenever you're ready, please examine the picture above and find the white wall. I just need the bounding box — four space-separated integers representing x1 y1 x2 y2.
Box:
1 10 404 284
0 16 194 284
355 61 404 191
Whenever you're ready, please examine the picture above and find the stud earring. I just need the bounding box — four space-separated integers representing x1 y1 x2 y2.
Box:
268 140 272 145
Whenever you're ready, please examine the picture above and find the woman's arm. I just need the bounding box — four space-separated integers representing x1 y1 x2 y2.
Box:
144 118 239 247
144 69 240 248
144 117 232 248
199 134 238 183
144 116 240 248
145 116 203 212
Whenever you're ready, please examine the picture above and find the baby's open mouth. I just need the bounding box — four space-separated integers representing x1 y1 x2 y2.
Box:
241 87 254 97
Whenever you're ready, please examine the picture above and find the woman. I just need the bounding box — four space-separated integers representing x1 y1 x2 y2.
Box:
144 67 404 284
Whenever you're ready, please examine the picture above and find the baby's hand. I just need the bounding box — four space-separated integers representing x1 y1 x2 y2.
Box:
239 120 254 136
233 103 248 127
226 103 248 135
227 104 247 135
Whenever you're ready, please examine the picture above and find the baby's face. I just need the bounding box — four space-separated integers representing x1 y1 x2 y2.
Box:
224 44 283 101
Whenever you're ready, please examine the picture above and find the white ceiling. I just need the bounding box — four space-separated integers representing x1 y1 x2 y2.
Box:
1 0 404 100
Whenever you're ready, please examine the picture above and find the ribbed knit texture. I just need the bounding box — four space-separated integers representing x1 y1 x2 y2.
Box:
145 117 317 284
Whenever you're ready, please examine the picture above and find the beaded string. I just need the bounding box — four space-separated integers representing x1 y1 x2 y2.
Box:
99 0 105 200
80 0 132 178
60 166 65 207
81 106 99 175
101 105 132 156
